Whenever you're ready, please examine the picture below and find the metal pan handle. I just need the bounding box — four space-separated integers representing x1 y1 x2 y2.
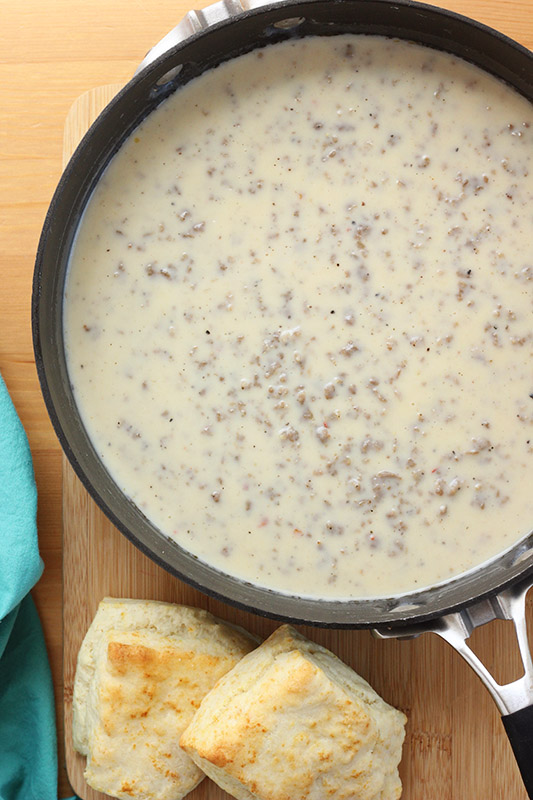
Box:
135 0 278 75
375 574 533 798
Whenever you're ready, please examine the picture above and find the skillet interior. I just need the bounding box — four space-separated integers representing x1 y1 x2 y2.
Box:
32 0 533 628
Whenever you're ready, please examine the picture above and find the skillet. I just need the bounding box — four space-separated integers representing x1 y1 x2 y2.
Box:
32 0 533 793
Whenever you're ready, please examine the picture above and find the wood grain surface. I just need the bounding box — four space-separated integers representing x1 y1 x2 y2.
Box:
1 1 531 799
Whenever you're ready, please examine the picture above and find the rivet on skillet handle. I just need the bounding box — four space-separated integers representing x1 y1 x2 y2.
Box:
135 0 279 75
374 573 533 798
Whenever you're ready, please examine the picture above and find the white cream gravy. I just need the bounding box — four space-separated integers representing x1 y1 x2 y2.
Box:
64 36 533 598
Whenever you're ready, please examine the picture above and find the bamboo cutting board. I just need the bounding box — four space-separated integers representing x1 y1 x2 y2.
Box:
63 86 529 800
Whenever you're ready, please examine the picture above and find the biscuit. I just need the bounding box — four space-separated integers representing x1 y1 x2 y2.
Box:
180 624 406 800
72 597 257 800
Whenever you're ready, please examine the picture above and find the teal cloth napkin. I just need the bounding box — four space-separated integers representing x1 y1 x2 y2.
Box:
0 374 77 800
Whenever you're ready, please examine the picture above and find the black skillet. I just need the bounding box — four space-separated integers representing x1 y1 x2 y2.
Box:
32 0 533 793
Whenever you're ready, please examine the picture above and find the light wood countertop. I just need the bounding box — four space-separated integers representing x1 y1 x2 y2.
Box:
1 1 531 796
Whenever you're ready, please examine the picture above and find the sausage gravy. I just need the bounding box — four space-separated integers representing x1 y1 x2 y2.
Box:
64 36 533 598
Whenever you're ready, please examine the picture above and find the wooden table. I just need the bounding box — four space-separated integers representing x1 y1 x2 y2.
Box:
1 1 532 797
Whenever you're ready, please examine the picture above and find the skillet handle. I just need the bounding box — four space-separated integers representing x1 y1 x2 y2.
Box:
375 572 533 797
135 0 279 75
502 706 533 798
427 575 533 798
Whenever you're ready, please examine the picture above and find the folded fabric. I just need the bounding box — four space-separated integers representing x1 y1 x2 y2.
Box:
0 374 76 800
0 596 62 800
0 374 42 617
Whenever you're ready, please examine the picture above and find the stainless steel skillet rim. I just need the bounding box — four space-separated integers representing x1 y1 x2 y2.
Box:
32 0 533 631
